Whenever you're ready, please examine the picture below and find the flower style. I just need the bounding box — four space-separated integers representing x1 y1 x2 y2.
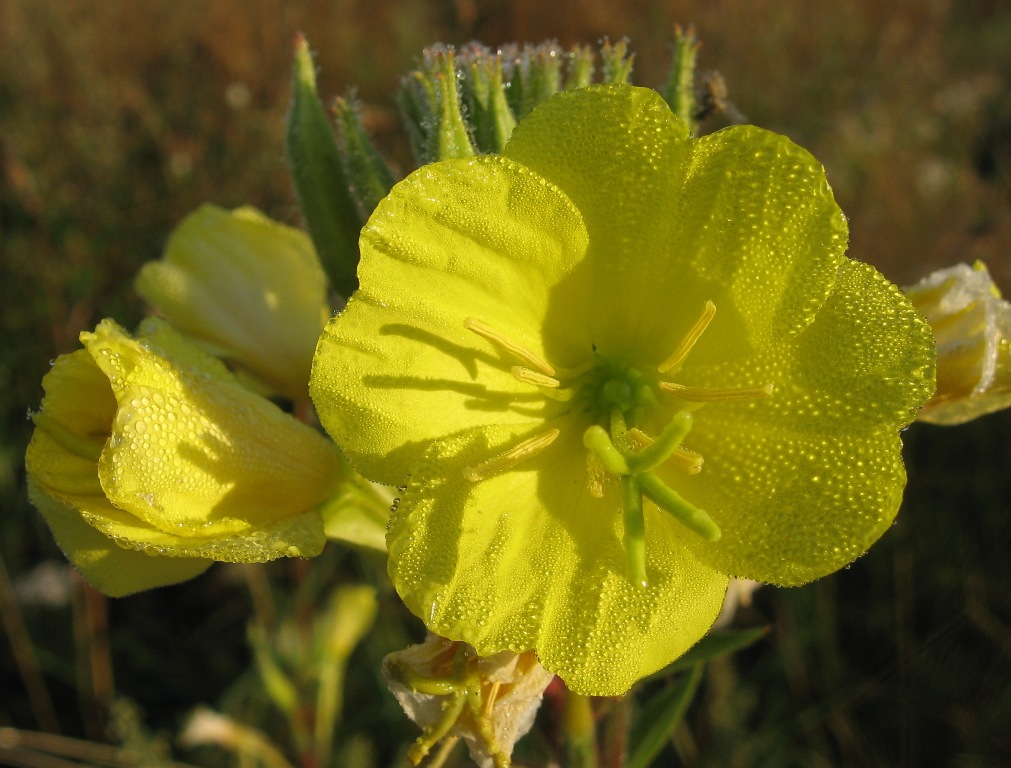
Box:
27 317 340 596
904 261 1011 425
135 204 331 400
310 85 935 694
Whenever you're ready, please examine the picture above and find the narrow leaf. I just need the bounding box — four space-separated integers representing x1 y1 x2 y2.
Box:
285 35 362 296
628 664 703 768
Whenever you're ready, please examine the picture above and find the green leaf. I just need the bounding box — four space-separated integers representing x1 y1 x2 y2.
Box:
285 35 362 297
628 664 703 768
642 626 770 683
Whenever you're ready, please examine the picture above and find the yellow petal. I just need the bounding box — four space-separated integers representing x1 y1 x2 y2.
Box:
136 204 330 399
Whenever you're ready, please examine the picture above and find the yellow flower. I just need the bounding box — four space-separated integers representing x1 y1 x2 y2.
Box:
311 85 936 694
27 318 340 596
905 261 1011 425
135 205 331 400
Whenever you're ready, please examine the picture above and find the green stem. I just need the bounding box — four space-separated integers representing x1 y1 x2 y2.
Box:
564 690 598 768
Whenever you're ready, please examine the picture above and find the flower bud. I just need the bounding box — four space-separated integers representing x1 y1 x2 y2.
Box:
135 204 330 400
905 261 1011 425
26 318 340 595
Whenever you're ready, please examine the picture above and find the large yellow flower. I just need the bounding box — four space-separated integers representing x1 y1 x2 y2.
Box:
28 318 340 596
311 85 935 694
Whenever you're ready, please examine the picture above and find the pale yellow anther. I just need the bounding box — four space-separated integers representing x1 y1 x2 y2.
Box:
465 318 555 376
627 428 704 474
464 428 560 482
512 366 561 388
658 300 716 374
659 381 775 402
481 681 502 720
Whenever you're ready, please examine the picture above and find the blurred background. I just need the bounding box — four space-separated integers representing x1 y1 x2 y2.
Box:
1 1 1010 766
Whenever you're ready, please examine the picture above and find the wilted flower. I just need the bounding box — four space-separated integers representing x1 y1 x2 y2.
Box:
311 85 935 694
383 635 554 768
27 318 340 596
905 261 1011 425
135 204 331 400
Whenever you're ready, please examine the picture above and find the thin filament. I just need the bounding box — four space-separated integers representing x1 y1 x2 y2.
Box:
465 318 555 376
464 428 560 482
658 300 716 373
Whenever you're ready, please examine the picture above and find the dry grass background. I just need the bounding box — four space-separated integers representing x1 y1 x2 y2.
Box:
1 1 1010 766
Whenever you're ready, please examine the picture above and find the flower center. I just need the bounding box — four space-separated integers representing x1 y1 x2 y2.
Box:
462 300 773 587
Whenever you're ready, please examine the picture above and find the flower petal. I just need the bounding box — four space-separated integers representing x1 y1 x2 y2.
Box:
387 422 728 696
312 156 590 484
505 85 848 366
668 260 935 584
28 479 211 596
135 205 330 399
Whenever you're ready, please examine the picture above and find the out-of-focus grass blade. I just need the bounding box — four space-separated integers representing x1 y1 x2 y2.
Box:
642 626 769 684
628 664 703 768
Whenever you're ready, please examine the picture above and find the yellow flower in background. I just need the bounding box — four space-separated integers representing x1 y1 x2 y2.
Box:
27 318 340 596
311 85 936 694
135 205 331 400
905 261 1011 425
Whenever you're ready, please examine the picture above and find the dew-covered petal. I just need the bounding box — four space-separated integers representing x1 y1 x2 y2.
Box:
311 156 590 484
26 349 115 506
504 85 848 366
387 422 728 696
79 501 325 562
665 260 935 584
85 319 338 540
135 205 330 399
28 479 211 596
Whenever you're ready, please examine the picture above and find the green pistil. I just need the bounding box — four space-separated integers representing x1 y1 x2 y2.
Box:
582 373 721 586
638 472 721 542
626 413 692 472
621 474 647 587
583 425 629 475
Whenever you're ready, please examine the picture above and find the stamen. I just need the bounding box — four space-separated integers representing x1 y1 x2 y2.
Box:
638 472 721 541
621 475 648 588
511 366 561 388
465 317 555 376
659 381 775 402
463 428 560 482
626 429 703 474
481 681 502 720
658 300 716 373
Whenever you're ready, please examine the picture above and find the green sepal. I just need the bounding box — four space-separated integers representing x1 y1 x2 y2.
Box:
459 45 517 154
662 25 700 134
333 94 398 222
285 35 362 297
428 47 477 161
601 38 635 85
565 45 595 89
507 43 564 120
396 70 434 164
